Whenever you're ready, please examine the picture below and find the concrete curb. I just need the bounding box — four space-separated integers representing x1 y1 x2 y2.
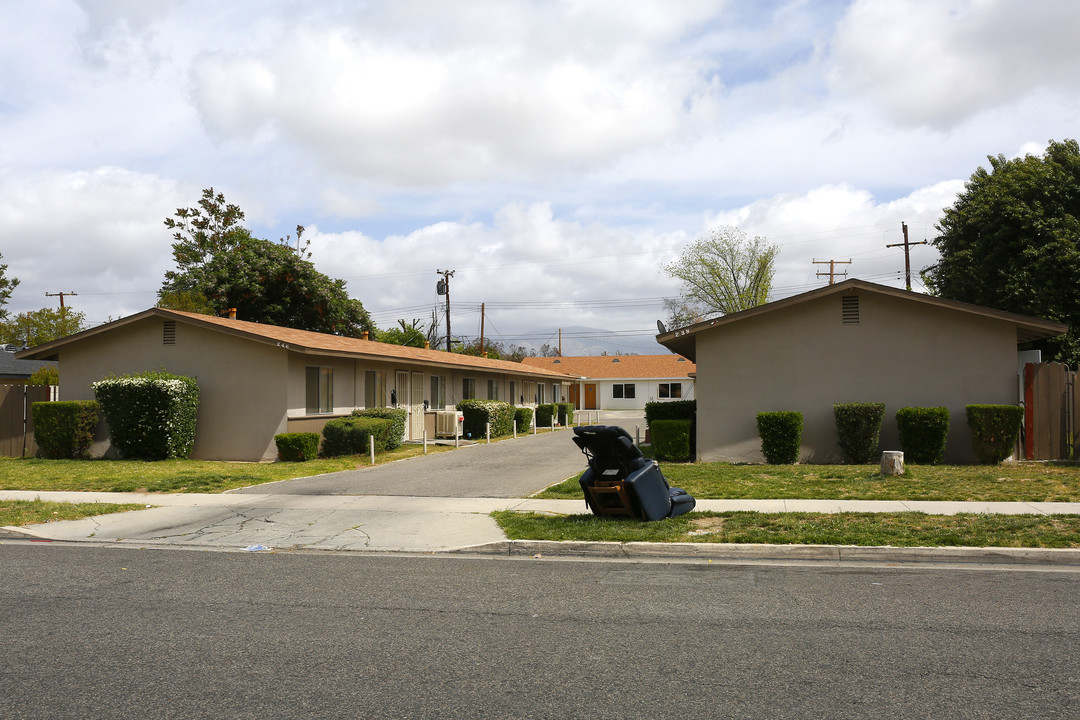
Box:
452 539 1080 566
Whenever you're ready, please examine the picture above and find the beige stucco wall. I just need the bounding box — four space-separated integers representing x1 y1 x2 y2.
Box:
694 291 1018 464
58 318 288 462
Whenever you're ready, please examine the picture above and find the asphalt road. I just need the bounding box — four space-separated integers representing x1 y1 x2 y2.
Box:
3 544 1078 719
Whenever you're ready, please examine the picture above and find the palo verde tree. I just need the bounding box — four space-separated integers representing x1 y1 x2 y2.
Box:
922 139 1080 364
160 189 373 337
0 251 18 322
663 225 778 327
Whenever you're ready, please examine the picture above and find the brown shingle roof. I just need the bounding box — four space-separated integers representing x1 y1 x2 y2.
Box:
18 308 578 380
520 354 695 379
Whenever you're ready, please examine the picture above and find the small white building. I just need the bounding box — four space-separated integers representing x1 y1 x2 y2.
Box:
520 355 696 411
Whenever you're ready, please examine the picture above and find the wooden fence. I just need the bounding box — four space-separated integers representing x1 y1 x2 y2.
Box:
0 384 56 457
1023 362 1080 461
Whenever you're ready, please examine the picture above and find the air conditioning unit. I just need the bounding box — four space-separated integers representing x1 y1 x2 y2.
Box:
435 411 461 437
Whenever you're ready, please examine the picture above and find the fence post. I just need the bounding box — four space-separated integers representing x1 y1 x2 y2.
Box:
369 434 375 465
423 429 427 455
486 422 491 443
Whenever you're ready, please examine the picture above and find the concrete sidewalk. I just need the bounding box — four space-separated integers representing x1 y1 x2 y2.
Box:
3 491 1080 564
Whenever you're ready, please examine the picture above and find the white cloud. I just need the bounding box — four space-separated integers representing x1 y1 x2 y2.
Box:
828 0 1080 128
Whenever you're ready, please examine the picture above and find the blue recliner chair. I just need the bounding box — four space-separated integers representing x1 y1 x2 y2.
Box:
572 425 696 521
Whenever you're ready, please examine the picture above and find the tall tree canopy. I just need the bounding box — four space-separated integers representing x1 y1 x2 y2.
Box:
0 307 87 347
663 225 778 326
0 251 18 322
922 139 1080 363
160 189 373 337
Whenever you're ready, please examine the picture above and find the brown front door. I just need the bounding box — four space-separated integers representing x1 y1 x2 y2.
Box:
584 384 597 410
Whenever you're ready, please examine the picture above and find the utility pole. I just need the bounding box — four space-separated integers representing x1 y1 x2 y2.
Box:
45 291 77 309
436 269 454 352
886 221 928 291
812 259 851 285
479 302 485 357
558 329 562 357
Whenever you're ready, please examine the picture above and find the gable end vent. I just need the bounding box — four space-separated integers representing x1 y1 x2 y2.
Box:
841 295 860 325
163 320 176 345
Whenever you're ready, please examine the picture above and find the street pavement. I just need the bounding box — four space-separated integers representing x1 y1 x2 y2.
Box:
4 412 1080 563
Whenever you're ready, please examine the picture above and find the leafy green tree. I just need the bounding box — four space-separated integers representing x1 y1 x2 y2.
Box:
27 365 59 386
0 251 18 321
157 290 214 315
378 319 428 348
194 235 373 337
161 189 372 337
922 139 1080 363
664 225 778 326
0 307 87 347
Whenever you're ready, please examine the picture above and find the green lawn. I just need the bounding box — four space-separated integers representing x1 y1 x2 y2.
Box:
0 443 452 493
1 499 145 527
535 462 1080 502
493 510 1080 548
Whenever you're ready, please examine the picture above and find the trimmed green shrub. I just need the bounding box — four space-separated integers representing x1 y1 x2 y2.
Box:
645 400 696 454
557 402 574 426
834 402 886 464
322 417 393 457
895 407 950 464
91 371 199 460
966 404 1024 464
456 400 515 438
535 403 558 427
274 432 320 461
756 411 803 464
32 401 99 459
651 419 692 462
514 406 534 433
351 407 408 449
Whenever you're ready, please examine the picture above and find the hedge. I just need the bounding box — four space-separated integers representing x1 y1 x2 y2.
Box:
756 411 803 464
833 402 885 464
535 403 558 428
91 371 199 460
895 407 950 464
514 406 534 433
32 401 99 459
351 407 408 449
456 400 516 438
966 404 1024 464
322 417 393 457
645 400 696 454
274 432 320 462
651 419 692 462
557 402 575 426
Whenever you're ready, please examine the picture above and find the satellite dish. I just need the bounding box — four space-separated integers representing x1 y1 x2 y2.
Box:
656 319 667 334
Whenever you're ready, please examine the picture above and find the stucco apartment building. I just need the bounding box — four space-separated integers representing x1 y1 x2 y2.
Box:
520 354 695 411
657 279 1067 464
18 308 577 461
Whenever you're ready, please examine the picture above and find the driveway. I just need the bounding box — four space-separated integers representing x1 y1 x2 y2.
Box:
230 412 646 498
231 429 576 498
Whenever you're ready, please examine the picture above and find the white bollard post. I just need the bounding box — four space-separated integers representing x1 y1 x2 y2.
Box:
486 422 491 443
455 421 460 448
369 434 375 465
513 422 517 439
423 430 428 455
532 413 537 435
635 425 640 445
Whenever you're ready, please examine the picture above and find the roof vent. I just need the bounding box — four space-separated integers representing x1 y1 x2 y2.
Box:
612 358 620 362
552 359 561 363
842 295 860 325
676 357 685 362
163 320 176 345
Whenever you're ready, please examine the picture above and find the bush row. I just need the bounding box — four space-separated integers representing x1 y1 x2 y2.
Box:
755 403 1022 465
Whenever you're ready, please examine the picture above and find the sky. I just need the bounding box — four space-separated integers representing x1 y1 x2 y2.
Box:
2 0 1080 354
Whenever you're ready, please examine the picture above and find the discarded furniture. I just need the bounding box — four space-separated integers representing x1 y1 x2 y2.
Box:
572 424 696 521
